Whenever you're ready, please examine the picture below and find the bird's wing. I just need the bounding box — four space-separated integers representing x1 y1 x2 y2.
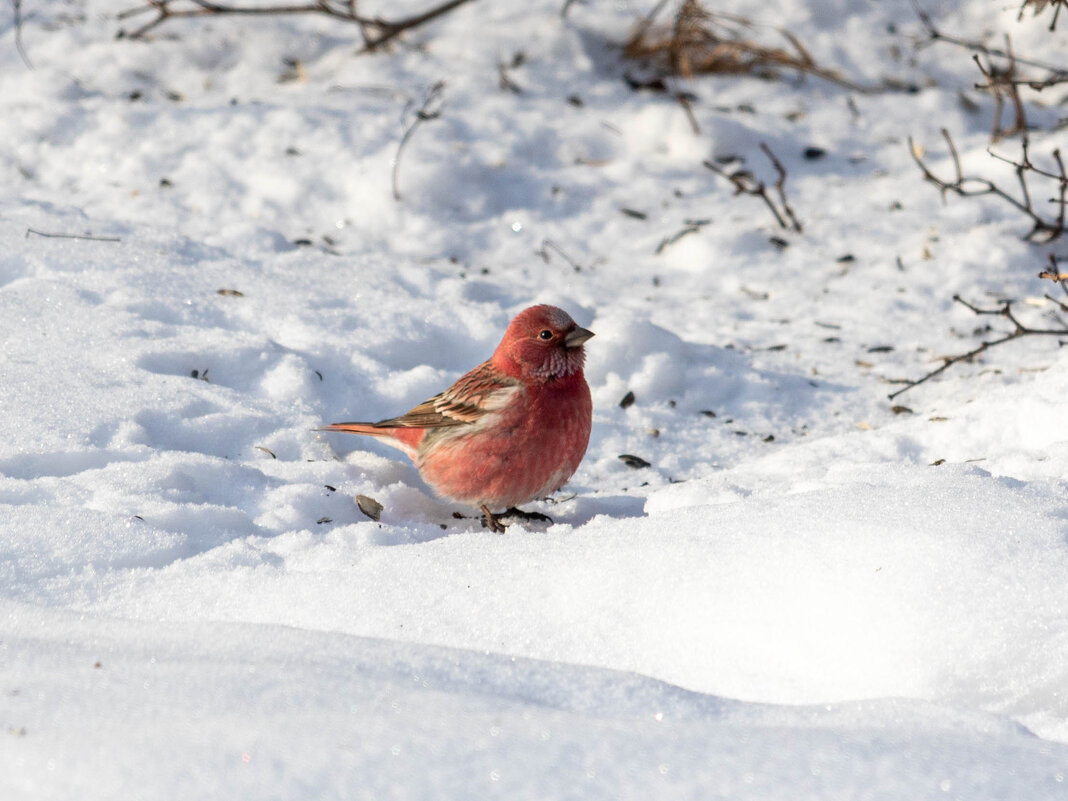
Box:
372 361 521 429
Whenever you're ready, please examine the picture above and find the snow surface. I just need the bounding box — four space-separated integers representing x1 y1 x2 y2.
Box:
2 0 1068 798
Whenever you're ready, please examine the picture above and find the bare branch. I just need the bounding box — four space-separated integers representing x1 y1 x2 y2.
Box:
117 0 478 50
392 81 445 202
497 51 524 94
537 239 584 271
908 129 1068 242
971 42 1029 141
912 1 1066 73
12 0 33 69
888 294 1068 399
363 0 474 52
759 142 803 233
704 143 802 232
654 218 711 255
1018 0 1068 31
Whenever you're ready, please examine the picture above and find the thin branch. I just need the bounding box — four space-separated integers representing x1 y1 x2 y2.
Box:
908 129 1067 242
559 0 583 19
12 0 33 69
975 62 1068 93
1018 0 1068 31
537 239 584 271
888 294 1068 399
705 160 783 228
704 143 802 232
912 0 1066 73
392 80 444 202
1000 73 1068 91
972 36 1068 96
760 142 803 232
118 0 365 40
654 218 711 254
363 0 474 52
497 51 524 94
676 92 700 134
971 43 1028 141
117 0 477 50
917 4 1068 100
916 2 1068 92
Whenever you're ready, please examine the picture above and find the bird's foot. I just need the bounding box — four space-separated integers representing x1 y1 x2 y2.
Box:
473 506 554 533
502 507 554 525
480 504 508 534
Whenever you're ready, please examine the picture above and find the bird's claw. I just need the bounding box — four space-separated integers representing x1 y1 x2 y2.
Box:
476 505 553 533
502 507 554 525
480 504 509 534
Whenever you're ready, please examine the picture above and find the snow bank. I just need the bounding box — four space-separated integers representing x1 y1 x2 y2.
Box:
3 0 1068 797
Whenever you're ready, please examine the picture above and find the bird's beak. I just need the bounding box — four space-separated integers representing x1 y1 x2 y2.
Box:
564 326 595 348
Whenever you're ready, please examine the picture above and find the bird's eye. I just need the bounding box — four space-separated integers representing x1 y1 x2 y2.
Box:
538 330 553 340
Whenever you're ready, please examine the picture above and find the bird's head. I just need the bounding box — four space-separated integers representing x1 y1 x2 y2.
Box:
492 305 594 384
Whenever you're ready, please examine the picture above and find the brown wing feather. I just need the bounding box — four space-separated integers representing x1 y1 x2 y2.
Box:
372 397 469 429
367 361 520 430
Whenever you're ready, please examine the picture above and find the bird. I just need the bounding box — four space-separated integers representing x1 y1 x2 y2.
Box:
322 305 594 532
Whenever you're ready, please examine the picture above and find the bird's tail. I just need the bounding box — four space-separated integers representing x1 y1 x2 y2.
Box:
319 422 386 437
318 421 422 458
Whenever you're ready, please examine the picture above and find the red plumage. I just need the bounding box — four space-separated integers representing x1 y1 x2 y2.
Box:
322 305 594 531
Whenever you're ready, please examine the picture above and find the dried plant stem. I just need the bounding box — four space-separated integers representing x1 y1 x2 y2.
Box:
13 0 33 68
889 293 1068 400
1017 0 1068 31
909 129 1067 242
118 0 477 50
392 81 445 202
912 0 1065 73
704 143 802 233
759 143 802 233
971 43 1028 141
625 0 885 93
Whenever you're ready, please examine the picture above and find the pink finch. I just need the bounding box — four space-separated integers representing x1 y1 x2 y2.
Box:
322 305 594 532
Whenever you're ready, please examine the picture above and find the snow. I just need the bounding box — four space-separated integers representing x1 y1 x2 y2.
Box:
3 0 1068 797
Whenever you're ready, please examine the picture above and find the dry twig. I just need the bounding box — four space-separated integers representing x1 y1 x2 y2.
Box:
704 143 802 232
654 218 711 254
497 51 524 94
913 3 1068 137
913 1 1068 92
972 46 1028 141
12 0 33 68
888 291 1068 399
912 1 1065 73
392 80 445 202
537 239 584 272
909 129 1067 242
117 0 477 50
1018 0 1068 31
